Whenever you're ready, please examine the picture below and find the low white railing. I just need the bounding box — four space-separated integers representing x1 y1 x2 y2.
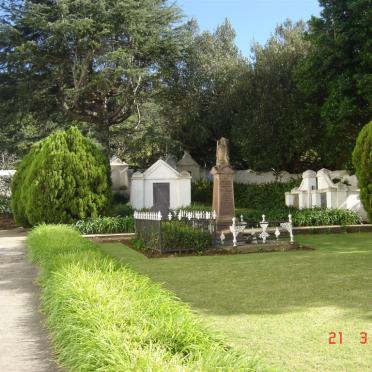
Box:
133 211 162 221
168 209 217 221
134 209 217 221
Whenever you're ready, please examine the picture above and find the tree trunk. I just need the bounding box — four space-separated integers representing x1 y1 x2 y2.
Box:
95 122 111 157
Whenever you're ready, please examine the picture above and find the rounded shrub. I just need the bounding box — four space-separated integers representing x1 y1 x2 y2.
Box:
12 127 111 226
352 121 372 220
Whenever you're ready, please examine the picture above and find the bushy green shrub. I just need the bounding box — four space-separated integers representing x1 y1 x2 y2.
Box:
292 208 361 227
353 121 372 220
11 127 111 226
11 144 40 226
110 203 133 217
162 221 212 252
75 216 134 234
191 179 213 205
27 225 256 371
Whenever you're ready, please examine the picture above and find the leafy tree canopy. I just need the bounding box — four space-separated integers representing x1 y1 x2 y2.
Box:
0 0 191 151
296 0 372 168
233 20 314 171
160 19 247 166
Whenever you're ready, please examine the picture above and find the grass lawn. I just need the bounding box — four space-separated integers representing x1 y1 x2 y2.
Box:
100 233 372 371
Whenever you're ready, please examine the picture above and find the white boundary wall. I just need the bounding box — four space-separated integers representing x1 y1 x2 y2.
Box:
234 170 300 184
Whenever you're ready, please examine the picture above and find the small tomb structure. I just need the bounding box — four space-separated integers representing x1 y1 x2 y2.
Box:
110 156 129 193
285 169 368 220
176 151 202 181
130 159 191 214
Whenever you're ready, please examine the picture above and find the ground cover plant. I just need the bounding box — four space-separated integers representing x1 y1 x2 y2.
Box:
291 208 360 226
12 127 111 226
27 225 259 371
161 222 212 252
75 216 134 234
102 232 372 372
135 220 213 253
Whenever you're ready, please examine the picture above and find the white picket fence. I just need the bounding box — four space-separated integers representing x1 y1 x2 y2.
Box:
133 211 162 221
133 209 217 221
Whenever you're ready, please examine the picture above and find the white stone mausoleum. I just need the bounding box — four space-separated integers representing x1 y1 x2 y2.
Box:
285 169 368 221
130 159 191 211
110 156 129 193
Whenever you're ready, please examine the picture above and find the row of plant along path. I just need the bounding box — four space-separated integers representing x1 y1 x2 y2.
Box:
27 225 260 371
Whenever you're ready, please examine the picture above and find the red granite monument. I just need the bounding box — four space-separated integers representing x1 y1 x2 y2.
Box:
211 138 235 229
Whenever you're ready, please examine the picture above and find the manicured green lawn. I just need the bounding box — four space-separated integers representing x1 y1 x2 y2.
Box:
100 233 372 371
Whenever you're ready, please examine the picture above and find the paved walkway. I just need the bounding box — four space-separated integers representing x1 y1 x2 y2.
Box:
0 229 60 371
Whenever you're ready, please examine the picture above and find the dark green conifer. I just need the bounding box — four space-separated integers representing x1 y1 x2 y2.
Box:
12 127 111 226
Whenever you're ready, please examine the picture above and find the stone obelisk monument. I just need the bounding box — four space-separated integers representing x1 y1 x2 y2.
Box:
211 138 235 229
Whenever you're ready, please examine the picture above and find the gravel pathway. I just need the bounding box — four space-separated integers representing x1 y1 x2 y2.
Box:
0 229 60 372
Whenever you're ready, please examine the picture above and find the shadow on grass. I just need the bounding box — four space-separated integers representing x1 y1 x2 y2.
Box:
100 233 372 319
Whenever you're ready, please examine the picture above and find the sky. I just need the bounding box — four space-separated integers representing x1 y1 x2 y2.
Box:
176 0 322 57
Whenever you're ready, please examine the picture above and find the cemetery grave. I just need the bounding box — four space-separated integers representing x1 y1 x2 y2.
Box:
0 1 370 370
131 139 313 256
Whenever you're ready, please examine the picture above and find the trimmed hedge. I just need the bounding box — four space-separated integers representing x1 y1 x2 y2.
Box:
234 179 300 211
75 216 134 234
353 121 372 220
27 225 257 371
11 127 111 226
191 179 299 212
191 179 213 205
